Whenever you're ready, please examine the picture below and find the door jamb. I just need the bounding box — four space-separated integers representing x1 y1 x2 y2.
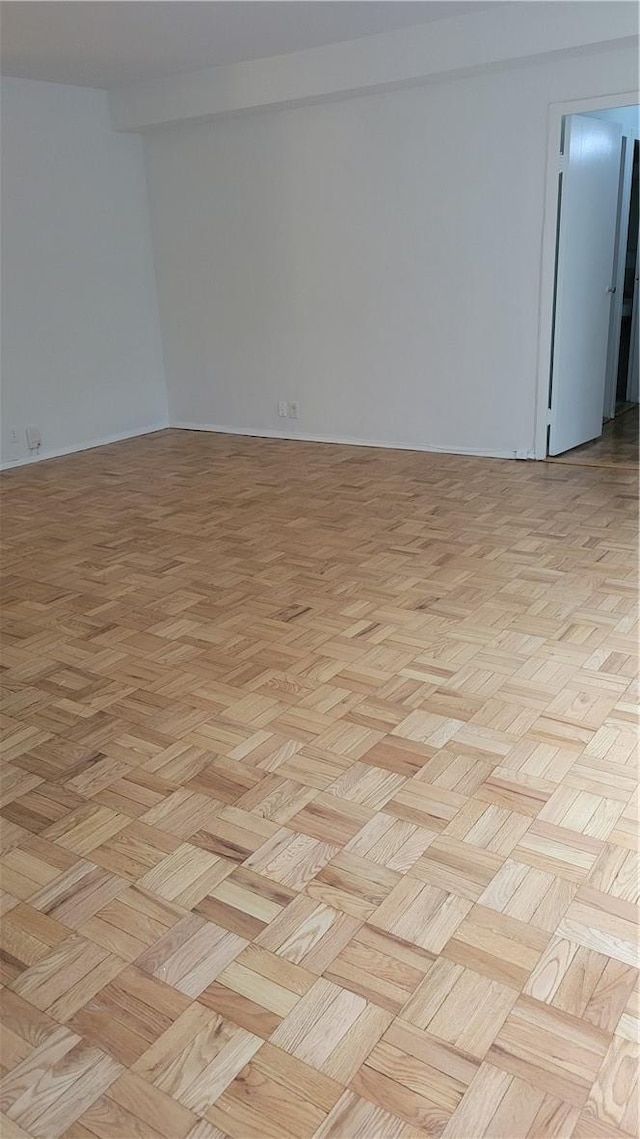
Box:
603 135 631 422
532 89 640 459
627 246 640 403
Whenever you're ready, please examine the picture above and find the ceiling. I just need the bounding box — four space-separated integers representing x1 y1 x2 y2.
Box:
0 1 503 89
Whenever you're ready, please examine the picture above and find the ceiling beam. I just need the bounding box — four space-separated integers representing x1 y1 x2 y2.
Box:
109 3 638 131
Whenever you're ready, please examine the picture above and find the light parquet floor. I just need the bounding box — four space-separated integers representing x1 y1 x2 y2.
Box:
0 428 638 1139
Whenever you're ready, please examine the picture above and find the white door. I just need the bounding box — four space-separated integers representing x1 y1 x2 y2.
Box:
549 115 622 455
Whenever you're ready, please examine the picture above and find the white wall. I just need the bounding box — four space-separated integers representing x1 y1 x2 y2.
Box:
1 77 168 467
143 43 638 457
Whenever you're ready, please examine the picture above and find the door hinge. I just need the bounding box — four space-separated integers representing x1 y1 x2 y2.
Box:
547 408 553 425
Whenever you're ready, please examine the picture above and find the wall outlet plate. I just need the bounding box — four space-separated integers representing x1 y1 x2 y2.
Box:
26 426 42 450
278 400 288 418
289 401 300 419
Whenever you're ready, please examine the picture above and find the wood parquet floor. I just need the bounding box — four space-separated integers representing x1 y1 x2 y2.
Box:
0 428 638 1139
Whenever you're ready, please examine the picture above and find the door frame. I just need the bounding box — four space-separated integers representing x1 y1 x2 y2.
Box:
532 89 640 459
628 246 639 403
603 134 631 422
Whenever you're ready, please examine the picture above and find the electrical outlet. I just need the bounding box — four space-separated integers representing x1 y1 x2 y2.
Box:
278 400 288 418
289 401 300 420
26 426 42 451
8 427 18 443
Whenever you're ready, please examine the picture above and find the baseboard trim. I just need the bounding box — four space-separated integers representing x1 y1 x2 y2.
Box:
1 421 535 469
0 422 170 471
172 421 532 461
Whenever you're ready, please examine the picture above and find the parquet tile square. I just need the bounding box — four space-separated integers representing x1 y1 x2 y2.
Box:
315 1089 429 1139
198 944 314 1038
94 771 172 818
30 863 128 930
442 904 550 989
487 994 612 1107
186 758 267 805
1 784 86 835
71 1069 198 1139
0 819 30 858
478 859 578 930
384 779 467 833
524 936 638 1031
474 768 555 817
564 754 637 803
580 1033 639 1138
135 913 247 996
615 973 640 1045
68 964 191 1065
349 1058 452 1134
132 1003 262 1114
444 1062 581 1138
288 792 373 846
0 429 637 1137
137 843 232 908
418 750 496 795
392 710 464 749
80 884 185 960
140 790 224 839
207 1042 343 1138
324 924 434 1012
590 844 639 902
190 805 280 863
66 758 134 801
0 1029 123 1138
512 820 605 882
91 821 181 881
345 812 435 873
371 877 472 952
233 776 317 825
556 885 640 968
270 977 393 1080
0 838 80 902
401 958 518 1056
442 799 531 854
360 736 433 778
0 988 57 1054
353 1023 479 1136
266 747 350 792
245 829 340 890
0 902 68 984
408 835 504 901
9 937 126 1025
538 786 627 840
43 805 129 855
255 895 361 971
609 791 639 852
194 866 296 940
306 850 401 919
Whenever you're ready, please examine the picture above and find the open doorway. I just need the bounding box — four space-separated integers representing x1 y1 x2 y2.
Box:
613 138 638 414
546 102 639 468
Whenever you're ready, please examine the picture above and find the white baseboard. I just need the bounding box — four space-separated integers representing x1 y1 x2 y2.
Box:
172 421 532 461
1 420 535 469
0 422 169 471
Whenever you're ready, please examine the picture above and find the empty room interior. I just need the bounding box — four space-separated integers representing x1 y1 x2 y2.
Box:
0 2 638 1138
